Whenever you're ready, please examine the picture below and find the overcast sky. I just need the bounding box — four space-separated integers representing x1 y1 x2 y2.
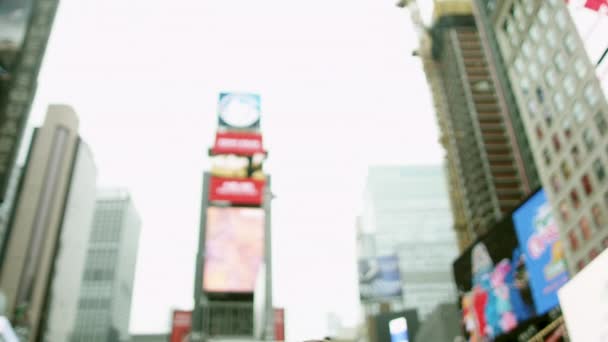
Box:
25 0 439 340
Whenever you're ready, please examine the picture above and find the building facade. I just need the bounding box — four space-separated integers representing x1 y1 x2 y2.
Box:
486 0 608 273
361 165 459 319
0 105 90 341
72 189 141 342
417 0 539 249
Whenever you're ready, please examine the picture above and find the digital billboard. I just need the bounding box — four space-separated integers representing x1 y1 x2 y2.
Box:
358 255 402 302
512 189 569 315
208 176 265 206
203 207 265 293
453 217 536 341
559 248 608 342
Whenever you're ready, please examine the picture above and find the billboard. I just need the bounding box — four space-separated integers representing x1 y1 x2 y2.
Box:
358 255 402 301
170 310 192 342
208 176 265 205
512 190 569 315
212 131 265 156
218 93 261 131
389 317 409 342
0 0 59 201
203 207 265 293
274 308 285 341
210 154 265 180
558 248 608 342
453 217 536 341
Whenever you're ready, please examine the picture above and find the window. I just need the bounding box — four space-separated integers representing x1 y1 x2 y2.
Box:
561 160 572 180
575 58 587 79
520 77 531 95
522 40 533 58
574 102 586 123
590 248 599 260
580 216 592 240
555 9 568 30
535 124 544 140
564 75 576 97
571 188 581 208
582 174 593 196
546 29 558 49
528 99 539 117
543 148 552 165
554 51 567 71
544 109 554 126
529 23 541 42
514 57 525 75
595 112 608 136
551 174 561 192
529 62 540 80
585 84 600 107
577 259 586 271
563 118 573 139
538 5 550 25
545 68 557 86
538 46 549 65
569 230 579 251
524 1 534 14
559 200 570 221
552 134 561 152
592 204 605 228
565 33 577 54
536 87 545 104
583 128 596 152
571 145 582 167
553 92 565 112
594 159 606 182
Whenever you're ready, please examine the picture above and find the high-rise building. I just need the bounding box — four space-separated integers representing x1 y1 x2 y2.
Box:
483 0 608 273
0 105 96 341
361 165 459 319
412 0 538 249
0 166 23 250
72 189 141 342
0 0 60 201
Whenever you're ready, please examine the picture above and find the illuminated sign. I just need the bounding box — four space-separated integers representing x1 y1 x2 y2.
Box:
212 131 265 156
203 207 265 293
209 177 265 205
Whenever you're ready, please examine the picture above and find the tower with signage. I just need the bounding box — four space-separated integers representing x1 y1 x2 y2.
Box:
192 93 273 341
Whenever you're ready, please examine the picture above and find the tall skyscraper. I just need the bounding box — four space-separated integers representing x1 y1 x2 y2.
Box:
483 0 608 273
413 0 538 249
361 165 459 319
71 189 141 342
0 105 97 341
0 0 60 201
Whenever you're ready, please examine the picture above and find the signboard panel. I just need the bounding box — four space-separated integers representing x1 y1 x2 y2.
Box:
170 310 192 342
358 255 402 302
208 177 265 206
512 189 569 315
203 207 265 293
218 92 261 131
274 308 285 341
212 131 265 156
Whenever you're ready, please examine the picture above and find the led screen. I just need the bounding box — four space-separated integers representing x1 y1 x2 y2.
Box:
203 207 264 293
453 218 535 341
512 189 569 315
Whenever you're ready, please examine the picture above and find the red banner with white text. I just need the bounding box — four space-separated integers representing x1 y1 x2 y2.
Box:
209 177 265 205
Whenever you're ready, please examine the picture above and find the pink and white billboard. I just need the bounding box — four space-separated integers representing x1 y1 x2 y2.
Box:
203 207 265 293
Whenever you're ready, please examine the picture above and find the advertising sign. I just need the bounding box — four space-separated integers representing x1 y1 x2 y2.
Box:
170 310 192 342
453 217 536 341
212 131 265 156
218 92 261 130
274 308 285 341
389 317 409 342
208 176 265 206
559 248 608 342
512 190 569 315
358 255 402 301
203 207 265 293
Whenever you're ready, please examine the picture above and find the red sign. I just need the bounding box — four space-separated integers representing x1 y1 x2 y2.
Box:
209 177 265 205
274 308 285 341
566 0 608 12
212 131 265 156
170 310 192 342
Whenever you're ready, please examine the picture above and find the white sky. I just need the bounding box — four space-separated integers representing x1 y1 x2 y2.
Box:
24 0 439 340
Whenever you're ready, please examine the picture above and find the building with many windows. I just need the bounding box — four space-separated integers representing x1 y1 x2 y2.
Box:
487 0 608 273
412 0 539 250
361 165 459 319
72 189 141 342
